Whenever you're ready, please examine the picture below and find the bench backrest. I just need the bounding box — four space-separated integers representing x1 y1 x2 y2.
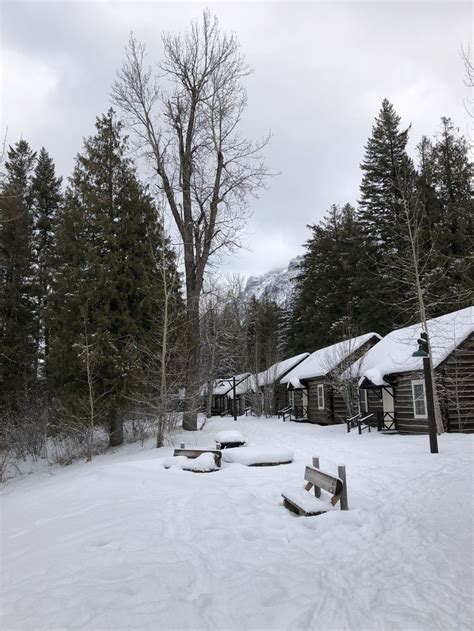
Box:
304 466 343 496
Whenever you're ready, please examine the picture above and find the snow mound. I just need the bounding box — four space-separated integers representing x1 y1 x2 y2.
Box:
215 430 246 444
222 446 293 466
282 487 334 515
164 453 219 472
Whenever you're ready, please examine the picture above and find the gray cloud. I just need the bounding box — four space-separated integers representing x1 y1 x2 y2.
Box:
1 1 470 276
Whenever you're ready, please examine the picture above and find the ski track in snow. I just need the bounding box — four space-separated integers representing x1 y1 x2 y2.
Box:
1 418 473 631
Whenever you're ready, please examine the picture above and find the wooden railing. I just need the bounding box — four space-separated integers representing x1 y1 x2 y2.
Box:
278 406 293 422
346 413 361 433
293 405 308 420
357 413 375 434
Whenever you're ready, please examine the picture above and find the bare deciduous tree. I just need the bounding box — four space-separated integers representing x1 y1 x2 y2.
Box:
112 10 270 430
394 170 445 433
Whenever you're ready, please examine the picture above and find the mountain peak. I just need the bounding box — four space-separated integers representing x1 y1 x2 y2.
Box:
244 256 302 306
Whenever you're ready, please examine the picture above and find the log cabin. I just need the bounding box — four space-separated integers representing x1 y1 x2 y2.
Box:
353 306 474 433
235 353 310 415
280 333 381 424
201 373 250 416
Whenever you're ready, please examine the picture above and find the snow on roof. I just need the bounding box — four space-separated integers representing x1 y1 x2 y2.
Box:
201 373 250 397
289 377 305 390
247 353 310 391
281 333 381 384
353 306 474 386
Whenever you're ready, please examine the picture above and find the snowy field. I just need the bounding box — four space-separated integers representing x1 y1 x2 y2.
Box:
1 417 473 631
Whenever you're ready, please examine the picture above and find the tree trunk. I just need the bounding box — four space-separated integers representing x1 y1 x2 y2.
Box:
182 290 201 431
109 408 123 446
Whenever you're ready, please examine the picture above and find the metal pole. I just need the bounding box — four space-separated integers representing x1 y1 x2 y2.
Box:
233 376 237 421
423 355 438 454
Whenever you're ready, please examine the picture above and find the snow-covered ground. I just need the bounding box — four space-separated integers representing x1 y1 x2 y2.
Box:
1 418 473 631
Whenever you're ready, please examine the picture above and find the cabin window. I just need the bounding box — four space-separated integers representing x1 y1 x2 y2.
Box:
359 389 368 414
411 380 427 418
317 384 325 410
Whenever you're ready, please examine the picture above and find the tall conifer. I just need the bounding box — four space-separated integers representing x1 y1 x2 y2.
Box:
358 99 415 333
31 148 62 380
49 110 181 445
0 141 37 407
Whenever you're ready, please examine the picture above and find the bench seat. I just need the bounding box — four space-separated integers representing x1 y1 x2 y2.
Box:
282 487 333 516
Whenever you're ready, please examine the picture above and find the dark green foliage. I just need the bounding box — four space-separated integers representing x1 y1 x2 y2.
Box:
358 98 416 333
0 141 37 407
287 103 473 356
30 148 62 380
287 204 365 353
48 110 182 445
246 293 284 371
425 118 473 312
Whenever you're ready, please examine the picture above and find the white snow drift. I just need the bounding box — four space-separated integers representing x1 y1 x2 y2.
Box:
1 418 473 631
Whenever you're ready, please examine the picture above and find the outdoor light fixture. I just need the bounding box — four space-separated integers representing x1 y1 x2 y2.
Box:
413 331 439 454
412 343 429 358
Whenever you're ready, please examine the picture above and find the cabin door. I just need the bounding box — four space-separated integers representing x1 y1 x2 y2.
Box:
302 389 308 418
382 387 395 429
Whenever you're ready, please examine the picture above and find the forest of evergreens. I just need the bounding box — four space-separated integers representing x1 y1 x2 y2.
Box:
1 98 472 460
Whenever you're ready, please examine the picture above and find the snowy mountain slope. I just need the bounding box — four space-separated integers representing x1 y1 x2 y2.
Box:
244 256 302 306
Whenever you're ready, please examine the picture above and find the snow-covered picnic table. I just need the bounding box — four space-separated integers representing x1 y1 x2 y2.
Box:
215 430 246 448
222 446 293 466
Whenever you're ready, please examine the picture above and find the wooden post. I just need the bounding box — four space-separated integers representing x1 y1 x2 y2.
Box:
423 354 439 454
215 441 221 450
312 457 321 498
233 376 237 421
338 464 348 510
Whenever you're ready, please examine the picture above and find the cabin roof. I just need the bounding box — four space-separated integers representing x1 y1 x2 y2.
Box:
350 306 474 386
201 373 250 397
281 332 380 383
240 353 310 393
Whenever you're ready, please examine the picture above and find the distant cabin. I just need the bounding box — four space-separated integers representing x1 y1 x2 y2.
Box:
280 333 381 424
201 373 250 416
242 353 310 415
354 306 474 433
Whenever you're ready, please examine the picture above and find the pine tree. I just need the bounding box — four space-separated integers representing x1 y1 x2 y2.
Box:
48 110 182 446
30 148 62 381
358 98 415 333
0 141 37 407
286 204 366 354
429 118 473 311
245 293 284 372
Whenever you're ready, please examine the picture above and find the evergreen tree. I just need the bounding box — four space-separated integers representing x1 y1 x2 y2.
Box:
358 99 415 333
429 118 473 311
0 141 37 407
48 110 181 446
245 293 284 372
30 148 62 381
286 204 365 354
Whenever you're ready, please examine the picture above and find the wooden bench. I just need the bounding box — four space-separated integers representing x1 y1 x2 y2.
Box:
173 447 222 468
282 457 348 516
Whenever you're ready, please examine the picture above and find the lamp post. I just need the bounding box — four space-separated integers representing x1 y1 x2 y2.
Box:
233 376 237 421
412 331 439 454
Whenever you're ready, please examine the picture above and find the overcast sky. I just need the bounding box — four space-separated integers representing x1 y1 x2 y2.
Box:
1 1 471 277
